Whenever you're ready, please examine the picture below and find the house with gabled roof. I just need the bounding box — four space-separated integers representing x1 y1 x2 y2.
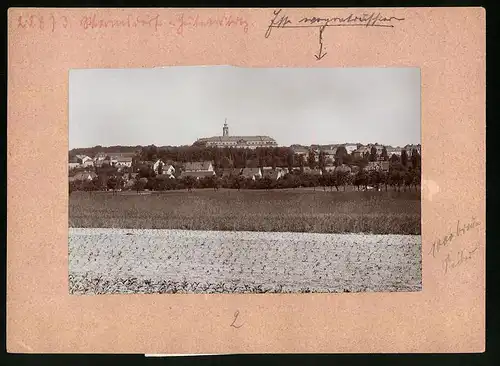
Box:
241 167 262 180
183 161 214 172
72 171 97 181
262 167 285 180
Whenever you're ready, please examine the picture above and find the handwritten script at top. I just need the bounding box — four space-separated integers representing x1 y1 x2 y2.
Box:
265 9 405 60
16 12 249 36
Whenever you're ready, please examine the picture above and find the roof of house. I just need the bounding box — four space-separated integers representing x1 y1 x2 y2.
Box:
221 168 242 177
183 161 213 171
354 147 370 153
262 169 282 179
241 168 261 177
196 136 276 144
73 171 97 180
322 148 337 155
180 171 215 178
96 151 136 157
113 156 133 162
292 147 309 153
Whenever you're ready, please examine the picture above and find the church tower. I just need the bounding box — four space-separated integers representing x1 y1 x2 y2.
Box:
223 119 229 136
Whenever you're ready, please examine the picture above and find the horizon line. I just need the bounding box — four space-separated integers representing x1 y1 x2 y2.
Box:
69 142 421 150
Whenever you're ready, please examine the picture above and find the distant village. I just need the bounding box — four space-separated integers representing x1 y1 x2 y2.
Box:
69 141 421 192
69 121 420 191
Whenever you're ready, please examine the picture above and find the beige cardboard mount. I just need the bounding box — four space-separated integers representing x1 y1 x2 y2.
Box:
7 7 485 353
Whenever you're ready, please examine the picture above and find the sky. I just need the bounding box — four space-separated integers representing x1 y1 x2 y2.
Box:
69 66 420 149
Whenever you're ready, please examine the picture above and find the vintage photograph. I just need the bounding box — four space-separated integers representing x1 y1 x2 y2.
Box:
68 66 421 295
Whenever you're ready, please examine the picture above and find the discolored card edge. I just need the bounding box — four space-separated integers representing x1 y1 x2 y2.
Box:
7 7 485 353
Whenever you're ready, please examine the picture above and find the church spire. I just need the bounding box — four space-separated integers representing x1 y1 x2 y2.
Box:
223 118 229 137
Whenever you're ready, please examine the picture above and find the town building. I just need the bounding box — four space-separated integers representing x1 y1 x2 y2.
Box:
183 161 214 172
344 144 358 154
262 167 285 180
366 161 390 172
386 147 402 157
194 120 278 149
241 167 262 180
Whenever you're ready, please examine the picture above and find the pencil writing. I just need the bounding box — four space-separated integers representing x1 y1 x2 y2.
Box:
15 12 251 35
264 8 405 60
428 217 481 258
230 310 243 328
442 245 479 274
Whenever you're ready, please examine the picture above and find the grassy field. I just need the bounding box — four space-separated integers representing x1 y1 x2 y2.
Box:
69 188 421 235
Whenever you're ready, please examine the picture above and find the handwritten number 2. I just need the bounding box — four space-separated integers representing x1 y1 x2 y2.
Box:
230 310 243 328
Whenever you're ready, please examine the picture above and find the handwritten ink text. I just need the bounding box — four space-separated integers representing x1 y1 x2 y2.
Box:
442 245 479 274
15 12 251 36
264 9 404 61
230 310 243 328
170 13 249 36
80 14 162 31
428 217 481 258
265 8 405 39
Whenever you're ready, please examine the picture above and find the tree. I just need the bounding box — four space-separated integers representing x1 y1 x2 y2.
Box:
134 177 147 193
107 176 122 194
403 170 414 192
381 146 389 161
287 151 294 171
157 161 163 175
182 176 197 192
138 166 154 179
334 170 349 191
380 171 389 191
220 156 233 169
261 176 273 190
354 169 368 191
390 154 400 164
410 149 421 170
335 146 348 165
389 165 405 192
298 154 305 173
369 170 382 191
307 149 316 169
412 168 421 191
271 155 278 170
319 174 328 191
401 149 409 167
369 146 378 162
318 151 326 170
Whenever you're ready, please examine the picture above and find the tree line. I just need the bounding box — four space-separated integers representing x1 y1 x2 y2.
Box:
70 163 421 194
70 144 421 171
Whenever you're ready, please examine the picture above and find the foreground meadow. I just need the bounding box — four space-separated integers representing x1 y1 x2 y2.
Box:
69 228 422 294
69 188 421 235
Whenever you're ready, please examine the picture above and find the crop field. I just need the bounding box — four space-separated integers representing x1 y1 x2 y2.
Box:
69 189 421 235
69 228 422 294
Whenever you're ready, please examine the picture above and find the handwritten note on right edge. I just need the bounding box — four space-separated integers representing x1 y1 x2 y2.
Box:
427 217 482 275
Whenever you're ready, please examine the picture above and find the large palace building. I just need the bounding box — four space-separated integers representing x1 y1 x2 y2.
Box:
194 120 278 149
